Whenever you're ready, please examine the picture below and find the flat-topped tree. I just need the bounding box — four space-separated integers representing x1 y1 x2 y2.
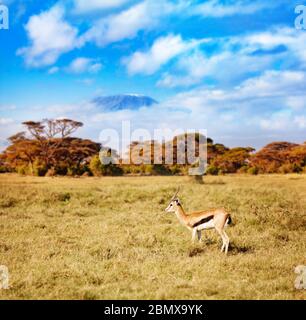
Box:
22 119 83 140
5 119 85 171
2 119 100 175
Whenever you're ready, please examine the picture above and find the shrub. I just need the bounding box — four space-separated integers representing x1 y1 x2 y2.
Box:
169 165 182 175
89 155 102 176
206 165 219 175
67 167 78 177
17 166 28 175
101 164 123 176
54 165 68 176
89 155 123 176
148 165 171 175
247 167 259 175
278 163 302 174
32 160 48 176
292 163 303 173
237 166 248 174
0 165 9 173
46 168 56 177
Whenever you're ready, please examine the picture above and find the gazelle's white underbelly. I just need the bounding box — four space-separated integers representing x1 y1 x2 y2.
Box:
196 220 215 230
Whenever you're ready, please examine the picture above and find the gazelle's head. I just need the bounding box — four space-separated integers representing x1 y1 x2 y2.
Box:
165 187 181 213
165 198 181 212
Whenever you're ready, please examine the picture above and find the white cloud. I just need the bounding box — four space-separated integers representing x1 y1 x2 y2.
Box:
287 97 306 111
240 27 306 67
81 0 186 47
8 70 303 150
158 48 278 88
73 0 130 13
0 0 14 4
294 116 306 129
192 0 278 18
236 70 305 97
0 105 16 111
124 34 204 75
157 26 306 88
260 112 291 131
66 57 102 74
167 70 306 111
76 78 95 86
0 118 14 125
17 5 80 67
45 103 94 114
160 70 306 146
48 66 59 74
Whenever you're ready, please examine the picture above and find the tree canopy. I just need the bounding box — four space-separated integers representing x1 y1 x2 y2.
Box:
1 120 305 176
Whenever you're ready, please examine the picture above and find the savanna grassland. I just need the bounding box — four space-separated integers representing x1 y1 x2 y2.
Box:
0 174 305 300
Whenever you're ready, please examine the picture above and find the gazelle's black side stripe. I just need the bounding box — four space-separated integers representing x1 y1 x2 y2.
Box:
192 215 214 228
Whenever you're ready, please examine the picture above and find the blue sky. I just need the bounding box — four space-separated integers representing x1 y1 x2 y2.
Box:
0 0 305 150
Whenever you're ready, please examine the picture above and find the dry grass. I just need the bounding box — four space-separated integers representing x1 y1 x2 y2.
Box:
0 174 305 300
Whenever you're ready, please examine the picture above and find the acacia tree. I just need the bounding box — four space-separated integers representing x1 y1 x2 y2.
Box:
2 132 41 173
21 119 84 168
2 119 102 175
250 142 302 173
210 147 255 173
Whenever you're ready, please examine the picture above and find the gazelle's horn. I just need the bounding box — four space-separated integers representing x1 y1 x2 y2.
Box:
171 186 180 201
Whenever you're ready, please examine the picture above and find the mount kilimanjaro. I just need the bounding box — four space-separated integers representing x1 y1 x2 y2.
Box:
92 94 158 111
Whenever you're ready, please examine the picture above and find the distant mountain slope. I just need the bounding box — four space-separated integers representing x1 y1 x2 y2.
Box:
92 94 158 111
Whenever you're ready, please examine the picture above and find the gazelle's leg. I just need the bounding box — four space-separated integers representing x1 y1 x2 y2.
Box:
216 228 226 252
222 231 230 254
191 228 197 242
197 230 202 242
221 242 225 252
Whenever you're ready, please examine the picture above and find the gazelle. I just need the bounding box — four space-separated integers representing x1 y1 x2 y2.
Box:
165 188 232 254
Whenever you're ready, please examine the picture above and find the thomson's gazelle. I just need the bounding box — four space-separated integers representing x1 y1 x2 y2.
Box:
165 188 232 254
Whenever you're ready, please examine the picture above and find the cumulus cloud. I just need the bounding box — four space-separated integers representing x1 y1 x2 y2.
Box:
35 70 304 149
17 5 80 67
191 0 280 18
80 0 186 47
158 26 306 88
73 0 131 13
124 35 205 75
0 118 14 125
48 66 59 74
294 116 306 129
159 70 306 146
240 27 306 67
0 118 19 150
66 57 102 74
158 48 277 88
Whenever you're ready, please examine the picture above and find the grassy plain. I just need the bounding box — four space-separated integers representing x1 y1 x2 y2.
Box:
0 174 305 300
